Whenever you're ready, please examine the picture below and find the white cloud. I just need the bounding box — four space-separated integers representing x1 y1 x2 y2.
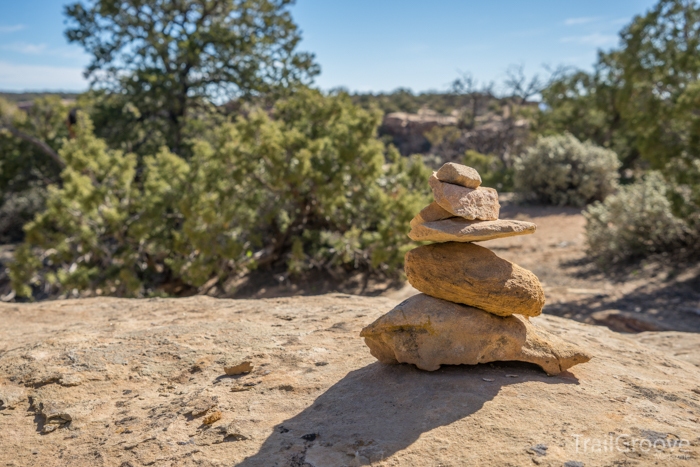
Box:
561 33 618 47
0 61 88 91
0 24 25 34
1 42 48 54
564 16 603 26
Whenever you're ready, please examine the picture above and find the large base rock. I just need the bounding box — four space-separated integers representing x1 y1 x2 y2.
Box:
408 218 536 243
405 242 545 317
360 294 590 375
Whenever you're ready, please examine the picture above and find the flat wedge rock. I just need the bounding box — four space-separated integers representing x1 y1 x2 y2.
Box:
429 173 499 220
409 202 455 228
360 294 591 375
404 242 545 317
408 218 536 243
435 162 481 188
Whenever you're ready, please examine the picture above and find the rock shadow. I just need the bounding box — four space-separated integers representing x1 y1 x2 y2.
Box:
548 257 700 333
237 361 578 466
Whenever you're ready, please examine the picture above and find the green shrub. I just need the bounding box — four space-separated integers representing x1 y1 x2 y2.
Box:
0 187 47 243
666 156 700 235
10 89 431 299
514 133 621 207
0 97 67 242
584 172 689 262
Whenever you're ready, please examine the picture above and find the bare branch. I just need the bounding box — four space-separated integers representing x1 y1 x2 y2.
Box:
505 64 543 105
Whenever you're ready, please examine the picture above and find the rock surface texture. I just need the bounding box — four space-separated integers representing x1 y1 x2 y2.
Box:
435 162 482 188
361 294 590 374
408 217 536 243
409 201 455 227
1 295 699 466
429 173 500 220
404 242 545 317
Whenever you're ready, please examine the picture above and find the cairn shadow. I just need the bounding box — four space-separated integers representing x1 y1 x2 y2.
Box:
237 361 578 466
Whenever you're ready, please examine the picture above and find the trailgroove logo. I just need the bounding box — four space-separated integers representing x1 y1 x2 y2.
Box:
573 433 690 453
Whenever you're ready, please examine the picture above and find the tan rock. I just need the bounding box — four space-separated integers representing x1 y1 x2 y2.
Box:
429 174 499 220
408 218 536 243
203 410 222 425
404 242 545 317
360 294 591 375
435 162 482 188
409 202 455 228
224 361 254 375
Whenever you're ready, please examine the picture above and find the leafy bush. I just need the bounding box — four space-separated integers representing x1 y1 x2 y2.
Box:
514 133 621 207
1 97 69 244
584 172 689 262
0 187 47 243
666 156 700 235
10 90 431 299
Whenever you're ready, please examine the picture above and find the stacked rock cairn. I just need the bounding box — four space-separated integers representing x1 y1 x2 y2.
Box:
360 162 591 375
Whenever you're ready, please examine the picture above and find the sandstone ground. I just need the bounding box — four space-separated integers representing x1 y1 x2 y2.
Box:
2 295 700 466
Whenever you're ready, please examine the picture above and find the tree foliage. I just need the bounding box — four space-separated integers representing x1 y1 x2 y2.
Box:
65 0 319 153
11 90 431 299
0 97 69 241
538 0 700 256
539 0 700 171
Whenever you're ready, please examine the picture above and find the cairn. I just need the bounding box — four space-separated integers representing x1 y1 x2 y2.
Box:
360 163 591 375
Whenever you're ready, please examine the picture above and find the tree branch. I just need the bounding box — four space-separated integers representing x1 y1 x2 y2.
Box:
1 123 66 169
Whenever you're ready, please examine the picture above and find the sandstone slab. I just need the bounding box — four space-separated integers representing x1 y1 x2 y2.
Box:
408 218 536 243
360 294 590 374
1 296 700 466
405 242 545 317
409 201 455 227
429 173 500 220
435 162 482 188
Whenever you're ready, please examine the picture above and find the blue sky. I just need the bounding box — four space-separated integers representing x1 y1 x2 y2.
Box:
0 0 657 93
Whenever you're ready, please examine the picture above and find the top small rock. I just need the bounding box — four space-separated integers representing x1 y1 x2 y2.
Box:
436 163 481 189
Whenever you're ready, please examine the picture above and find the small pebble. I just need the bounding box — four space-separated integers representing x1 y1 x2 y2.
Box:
482 378 494 382
224 361 254 375
203 411 222 425
529 444 548 456
231 386 252 392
